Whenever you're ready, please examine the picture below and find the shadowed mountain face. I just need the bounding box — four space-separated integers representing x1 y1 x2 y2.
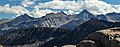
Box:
0 27 70 46
60 20 85 30
41 19 120 47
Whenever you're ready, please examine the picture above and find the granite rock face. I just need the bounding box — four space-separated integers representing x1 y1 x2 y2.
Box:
79 27 120 47
62 45 76 47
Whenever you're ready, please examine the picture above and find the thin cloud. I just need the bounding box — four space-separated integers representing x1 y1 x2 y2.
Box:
0 4 31 17
21 0 35 7
35 0 120 15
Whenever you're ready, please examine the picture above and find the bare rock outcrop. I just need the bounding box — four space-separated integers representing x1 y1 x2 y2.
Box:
78 27 120 47
62 45 76 47
78 40 97 47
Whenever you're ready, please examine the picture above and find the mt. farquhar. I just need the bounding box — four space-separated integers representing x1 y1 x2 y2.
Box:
1 9 120 47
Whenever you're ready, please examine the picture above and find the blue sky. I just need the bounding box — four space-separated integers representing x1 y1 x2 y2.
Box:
102 0 120 5
0 0 120 19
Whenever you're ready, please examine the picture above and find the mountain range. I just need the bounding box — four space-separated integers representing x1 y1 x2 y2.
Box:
0 9 95 33
1 9 120 32
0 9 120 47
0 18 120 47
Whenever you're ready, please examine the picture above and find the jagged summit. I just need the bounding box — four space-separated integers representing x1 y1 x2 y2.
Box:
106 12 119 15
80 9 91 14
45 12 55 16
46 11 67 16
44 12 67 18
57 11 67 15
18 14 31 18
23 13 28 16
10 14 35 24
77 9 95 20
15 14 34 20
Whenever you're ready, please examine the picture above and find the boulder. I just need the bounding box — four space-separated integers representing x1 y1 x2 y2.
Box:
62 45 76 47
78 40 97 47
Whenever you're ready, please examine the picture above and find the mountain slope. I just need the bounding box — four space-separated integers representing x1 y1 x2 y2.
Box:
96 14 108 21
106 12 120 22
11 14 35 24
11 12 71 29
39 11 70 28
0 10 95 32
0 27 70 46
41 18 120 47
0 14 37 34
0 19 10 25
77 9 95 20
60 9 95 29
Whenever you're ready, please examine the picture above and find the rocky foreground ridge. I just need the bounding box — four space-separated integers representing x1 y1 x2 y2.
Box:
61 27 120 47
77 27 120 47
0 27 120 47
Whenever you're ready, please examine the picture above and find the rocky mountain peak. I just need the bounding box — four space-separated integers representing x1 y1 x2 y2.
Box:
58 11 67 15
80 9 90 14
